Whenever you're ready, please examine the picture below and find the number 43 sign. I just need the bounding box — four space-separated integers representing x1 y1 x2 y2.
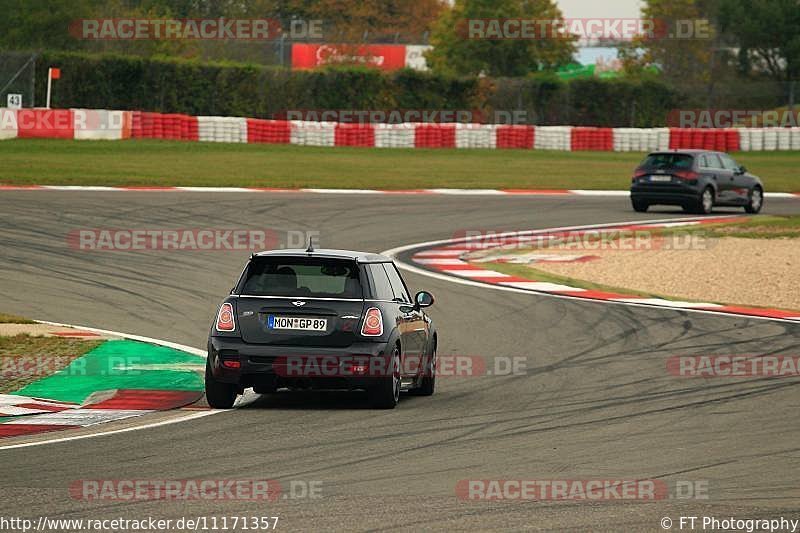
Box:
6 94 22 109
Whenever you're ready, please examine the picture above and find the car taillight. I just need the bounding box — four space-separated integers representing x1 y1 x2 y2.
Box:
674 170 699 180
216 303 235 332
361 307 383 337
633 169 648 178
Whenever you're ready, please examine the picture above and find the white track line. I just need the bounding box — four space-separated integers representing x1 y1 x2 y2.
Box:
36 321 206 357
0 410 220 451
0 322 222 451
6 186 797 197
382 216 800 325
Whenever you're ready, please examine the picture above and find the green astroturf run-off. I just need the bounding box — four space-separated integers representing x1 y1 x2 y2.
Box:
14 340 205 404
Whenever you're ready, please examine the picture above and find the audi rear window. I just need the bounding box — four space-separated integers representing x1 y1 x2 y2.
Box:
640 153 694 170
238 257 363 298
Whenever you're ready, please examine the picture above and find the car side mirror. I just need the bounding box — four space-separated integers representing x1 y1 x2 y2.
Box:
415 291 434 309
735 166 746 175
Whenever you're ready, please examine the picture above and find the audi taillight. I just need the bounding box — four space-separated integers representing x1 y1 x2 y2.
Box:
361 308 383 337
216 303 235 332
674 170 700 180
633 168 648 178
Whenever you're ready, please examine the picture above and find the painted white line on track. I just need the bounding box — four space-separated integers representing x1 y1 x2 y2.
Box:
0 410 221 451
382 216 800 325
569 190 631 196
3 186 799 198
0 321 235 451
36 321 206 357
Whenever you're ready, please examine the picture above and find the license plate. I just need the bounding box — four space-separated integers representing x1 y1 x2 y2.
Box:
649 175 672 182
268 315 327 331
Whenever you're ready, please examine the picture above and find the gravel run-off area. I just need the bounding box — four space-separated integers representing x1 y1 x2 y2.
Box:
516 237 800 311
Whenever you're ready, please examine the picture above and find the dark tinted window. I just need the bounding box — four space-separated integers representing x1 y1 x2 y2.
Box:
640 153 694 170
384 263 411 302
239 257 362 298
368 264 394 300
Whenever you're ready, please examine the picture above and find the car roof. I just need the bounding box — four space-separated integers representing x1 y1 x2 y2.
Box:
647 149 726 156
251 248 393 263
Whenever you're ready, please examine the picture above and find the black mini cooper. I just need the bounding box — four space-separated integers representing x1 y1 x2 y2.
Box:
206 248 437 409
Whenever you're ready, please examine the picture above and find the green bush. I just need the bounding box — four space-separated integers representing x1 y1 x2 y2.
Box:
34 50 683 126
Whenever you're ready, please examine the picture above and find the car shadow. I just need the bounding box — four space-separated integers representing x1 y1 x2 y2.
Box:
239 389 420 410
644 208 745 215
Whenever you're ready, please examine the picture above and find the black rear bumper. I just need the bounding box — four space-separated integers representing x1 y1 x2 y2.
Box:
630 182 702 206
208 336 391 390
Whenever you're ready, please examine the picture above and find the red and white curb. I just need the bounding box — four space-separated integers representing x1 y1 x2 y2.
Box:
384 216 800 324
1 185 799 198
0 390 203 439
0 323 243 450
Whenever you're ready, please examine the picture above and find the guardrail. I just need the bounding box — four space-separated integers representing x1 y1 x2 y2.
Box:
2 108 800 151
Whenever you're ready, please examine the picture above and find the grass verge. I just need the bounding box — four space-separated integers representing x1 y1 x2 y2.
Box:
474 215 800 311
0 334 103 393
0 313 35 324
660 215 800 239
486 261 688 301
1 139 799 191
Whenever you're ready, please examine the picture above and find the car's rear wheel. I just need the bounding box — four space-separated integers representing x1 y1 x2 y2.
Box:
692 186 714 215
745 186 763 214
369 346 400 409
416 347 436 396
205 362 237 409
631 198 649 212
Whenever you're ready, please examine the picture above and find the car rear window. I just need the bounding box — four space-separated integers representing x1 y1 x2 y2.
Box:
238 257 363 298
640 153 694 170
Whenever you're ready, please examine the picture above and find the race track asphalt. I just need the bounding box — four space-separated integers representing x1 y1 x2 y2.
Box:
1 191 799 532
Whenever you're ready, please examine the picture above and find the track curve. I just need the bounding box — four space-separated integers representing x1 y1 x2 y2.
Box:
1 191 799 531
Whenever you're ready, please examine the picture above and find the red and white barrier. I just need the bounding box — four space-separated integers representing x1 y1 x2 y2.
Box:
335 123 375 147
4 108 800 153
415 123 456 149
374 123 415 148
496 125 534 149
534 126 572 151
456 123 497 149
73 109 132 140
198 116 246 143
16 109 74 139
613 128 670 152
290 120 336 147
131 111 197 141
246 118 291 144
0 108 18 140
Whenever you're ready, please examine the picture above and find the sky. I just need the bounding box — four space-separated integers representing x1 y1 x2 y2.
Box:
441 0 644 18
556 0 644 19
557 0 645 65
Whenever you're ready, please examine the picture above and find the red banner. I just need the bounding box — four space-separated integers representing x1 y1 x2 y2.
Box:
292 44 407 71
